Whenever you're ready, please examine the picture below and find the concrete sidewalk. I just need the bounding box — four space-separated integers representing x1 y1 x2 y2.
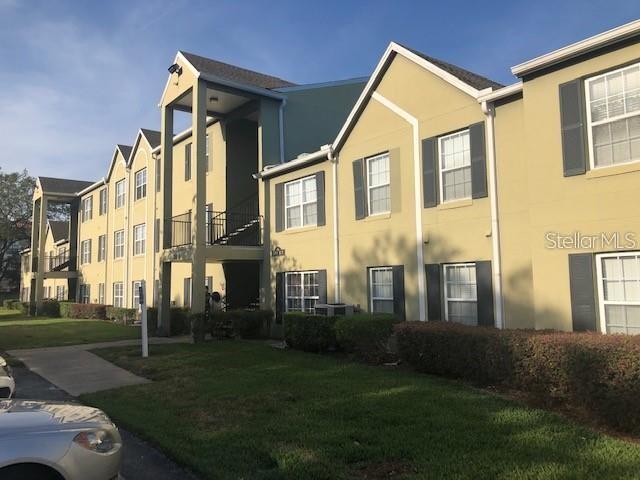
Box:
8 336 190 396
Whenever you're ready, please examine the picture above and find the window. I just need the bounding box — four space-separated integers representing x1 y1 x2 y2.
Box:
81 196 93 222
367 153 391 215
79 284 90 304
596 252 640 334
113 282 124 308
285 271 319 313
444 263 477 325
369 267 394 313
185 143 192 181
586 63 640 169
205 133 210 172
132 281 142 308
439 130 471 202
184 277 192 308
98 234 106 262
133 224 146 255
99 188 108 215
134 168 147 200
56 285 65 301
98 283 105 304
114 230 125 259
115 179 126 208
80 239 91 265
285 176 317 229
155 157 161 193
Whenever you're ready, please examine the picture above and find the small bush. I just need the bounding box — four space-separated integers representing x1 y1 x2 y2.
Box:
147 307 158 335
284 313 337 353
335 314 400 364
106 306 137 325
170 307 191 336
3 299 18 309
68 303 107 320
394 322 640 434
211 309 273 339
39 299 60 317
59 302 74 318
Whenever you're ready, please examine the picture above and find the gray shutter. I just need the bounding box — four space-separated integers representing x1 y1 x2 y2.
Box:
422 137 438 208
425 264 441 321
568 253 597 331
392 265 405 320
275 182 284 232
559 79 587 176
475 261 495 327
316 171 326 226
183 278 190 308
275 272 285 324
317 269 327 304
353 159 367 220
470 122 488 199
154 218 160 253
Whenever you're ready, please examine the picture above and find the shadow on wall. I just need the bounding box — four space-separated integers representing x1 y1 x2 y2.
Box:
269 240 302 290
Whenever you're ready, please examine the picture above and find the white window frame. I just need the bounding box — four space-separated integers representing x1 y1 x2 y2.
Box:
134 168 147 201
585 62 640 170
115 179 126 209
80 239 91 265
56 285 65 301
284 175 317 230
99 188 107 215
132 281 142 309
366 152 391 216
98 283 105 304
595 251 640 334
81 196 92 222
80 284 90 304
285 271 319 313
443 263 478 325
113 282 124 308
133 224 146 256
97 234 106 262
114 230 125 259
438 129 472 204
369 266 394 313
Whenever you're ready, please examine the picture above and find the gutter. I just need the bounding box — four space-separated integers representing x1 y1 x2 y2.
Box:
477 82 523 103
253 147 331 180
481 101 505 329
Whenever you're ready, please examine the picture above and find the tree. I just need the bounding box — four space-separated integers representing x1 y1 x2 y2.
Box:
0 169 35 291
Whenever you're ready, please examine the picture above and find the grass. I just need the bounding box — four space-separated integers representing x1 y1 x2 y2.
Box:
0 308 140 350
81 342 640 480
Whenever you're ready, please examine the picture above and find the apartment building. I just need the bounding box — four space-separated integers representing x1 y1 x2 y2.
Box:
22 19 640 336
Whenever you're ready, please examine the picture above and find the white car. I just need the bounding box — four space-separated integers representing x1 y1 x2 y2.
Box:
0 400 122 480
0 356 15 398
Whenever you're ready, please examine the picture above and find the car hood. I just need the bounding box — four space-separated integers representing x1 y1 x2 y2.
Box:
0 400 114 435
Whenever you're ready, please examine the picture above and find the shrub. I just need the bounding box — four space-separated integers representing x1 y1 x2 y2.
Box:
211 309 273 339
335 314 400 364
59 302 74 318
106 306 137 325
284 313 337 353
68 303 107 320
3 299 18 309
19 302 33 315
170 307 191 336
394 322 640 434
39 299 60 317
147 307 158 335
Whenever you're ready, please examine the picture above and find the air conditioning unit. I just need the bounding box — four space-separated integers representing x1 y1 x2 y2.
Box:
314 303 354 316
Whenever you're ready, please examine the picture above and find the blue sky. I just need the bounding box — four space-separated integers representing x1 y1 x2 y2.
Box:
0 0 637 180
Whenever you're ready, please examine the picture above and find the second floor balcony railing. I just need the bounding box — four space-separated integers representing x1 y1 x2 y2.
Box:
169 211 192 248
167 209 263 248
43 253 75 273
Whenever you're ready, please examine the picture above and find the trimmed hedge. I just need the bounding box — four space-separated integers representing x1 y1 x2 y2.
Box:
68 303 107 320
169 307 191 336
3 299 19 309
59 302 74 318
211 309 273 339
394 322 640 434
284 313 338 352
147 307 158 335
106 306 137 325
335 314 400 364
39 299 61 317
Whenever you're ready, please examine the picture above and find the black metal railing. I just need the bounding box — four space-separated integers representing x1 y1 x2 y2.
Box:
170 211 192 247
43 253 75 272
207 210 263 246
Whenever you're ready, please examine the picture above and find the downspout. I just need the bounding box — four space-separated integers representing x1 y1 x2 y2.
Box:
328 147 340 303
481 101 505 329
278 99 287 164
371 91 427 321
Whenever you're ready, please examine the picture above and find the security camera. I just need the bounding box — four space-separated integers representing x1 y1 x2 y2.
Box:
168 63 182 75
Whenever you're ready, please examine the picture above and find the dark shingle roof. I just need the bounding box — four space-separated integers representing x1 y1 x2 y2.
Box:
180 51 296 90
401 45 504 90
141 129 161 149
117 144 132 160
38 177 94 195
49 221 69 243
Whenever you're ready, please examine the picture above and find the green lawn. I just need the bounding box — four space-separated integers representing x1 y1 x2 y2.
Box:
82 342 640 480
0 309 140 350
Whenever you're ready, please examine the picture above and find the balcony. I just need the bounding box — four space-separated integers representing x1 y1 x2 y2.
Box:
167 210 263 249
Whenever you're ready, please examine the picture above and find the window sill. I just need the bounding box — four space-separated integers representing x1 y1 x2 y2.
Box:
364 212 391 222
281 224 321 235
436 198 473 210
586 161 640 179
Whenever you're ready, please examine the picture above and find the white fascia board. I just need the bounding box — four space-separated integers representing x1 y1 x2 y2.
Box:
511 19 640 77
76 178 106 196
150 118 219 155
477 81 523 103
255 148 331 180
